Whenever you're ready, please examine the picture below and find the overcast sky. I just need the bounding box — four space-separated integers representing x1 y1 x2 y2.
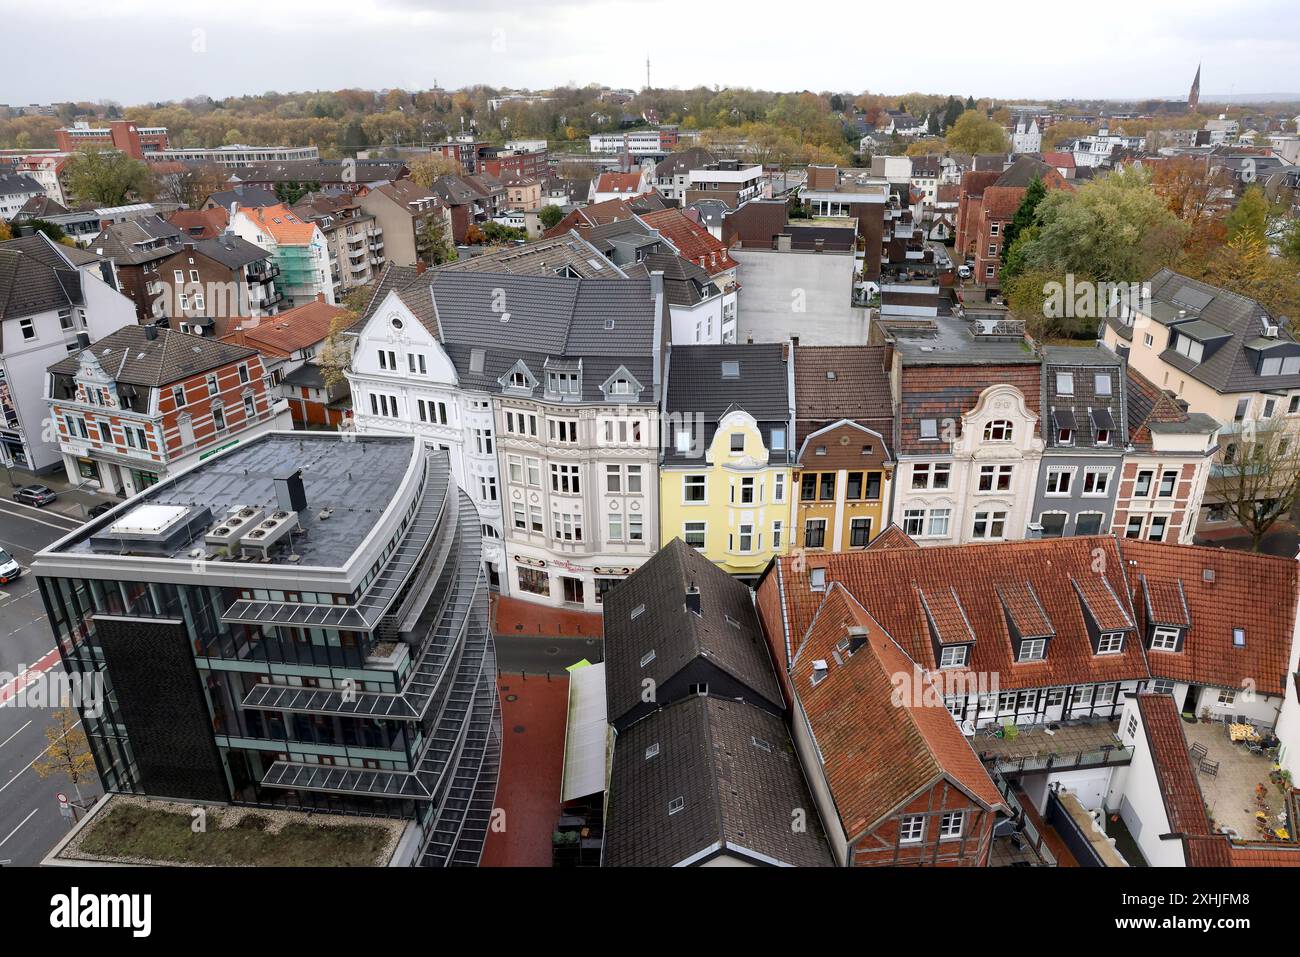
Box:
4 0 1298 106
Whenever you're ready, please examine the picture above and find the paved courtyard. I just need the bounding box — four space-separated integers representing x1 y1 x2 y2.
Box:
1183 720 1287 840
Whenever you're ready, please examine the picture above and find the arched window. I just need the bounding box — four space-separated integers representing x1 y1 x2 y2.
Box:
984 419 1013 442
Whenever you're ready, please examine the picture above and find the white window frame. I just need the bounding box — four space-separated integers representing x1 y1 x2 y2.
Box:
1151 627 1179 652
1097 632 1125 655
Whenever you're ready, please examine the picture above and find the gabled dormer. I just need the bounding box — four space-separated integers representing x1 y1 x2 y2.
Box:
1140 575 1191 654
918 586 975 669
1070 574 1135 656
600 365 644 402
997 581 1055 663
499 359 537 395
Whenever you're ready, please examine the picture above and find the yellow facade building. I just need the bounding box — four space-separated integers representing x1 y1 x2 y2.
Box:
659 344 794 582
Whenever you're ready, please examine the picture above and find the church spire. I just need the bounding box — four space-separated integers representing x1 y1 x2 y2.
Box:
1188 63 1201 112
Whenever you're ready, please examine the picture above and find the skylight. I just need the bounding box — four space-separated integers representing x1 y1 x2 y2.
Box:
721 360 740 378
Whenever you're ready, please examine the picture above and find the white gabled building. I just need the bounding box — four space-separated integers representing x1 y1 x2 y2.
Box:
347 275 507 589
347 266 671 609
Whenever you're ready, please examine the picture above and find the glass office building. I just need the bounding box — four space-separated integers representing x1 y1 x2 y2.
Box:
35 432 499 867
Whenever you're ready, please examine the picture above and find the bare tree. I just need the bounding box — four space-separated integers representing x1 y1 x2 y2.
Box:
1210 420 1300 551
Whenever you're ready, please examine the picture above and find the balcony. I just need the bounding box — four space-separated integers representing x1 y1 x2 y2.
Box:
976 716 1131 776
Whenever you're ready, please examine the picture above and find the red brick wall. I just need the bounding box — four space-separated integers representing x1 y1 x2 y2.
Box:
850 781 994 866
1111 460 1197 541
156 355 273 458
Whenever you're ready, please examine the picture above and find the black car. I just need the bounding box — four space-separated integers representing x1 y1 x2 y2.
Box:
12 485 57 507
87 502 115 518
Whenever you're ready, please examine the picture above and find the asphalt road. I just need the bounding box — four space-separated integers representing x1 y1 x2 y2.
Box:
0 498 101 867
494 634 603 677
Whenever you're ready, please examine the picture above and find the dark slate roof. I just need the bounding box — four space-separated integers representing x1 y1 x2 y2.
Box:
603 695 833 867
0 235 85 330
190 234 269 269
653 147 719 179
440 231 624 279
88 216 182 265
664 343 791 465
229 161 402 185
48 325 258 387
16 194 69 218
603 537 785 727
429 175 480 206
205 186 280 210
992 154 1055 188
639 251 715 306
1124 366 1220 451
0 172 41 197
1142 268 1296 394
431 271 657 402
1039 343 1127 453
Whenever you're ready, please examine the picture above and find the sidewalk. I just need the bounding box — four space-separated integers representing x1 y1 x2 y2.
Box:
0 464 117 523
492 593 604 639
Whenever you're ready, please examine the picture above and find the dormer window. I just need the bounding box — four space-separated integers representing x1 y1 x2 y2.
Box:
608 378 631 395
1097 632 1125 655
1056 372 1074 395
938 645 968 668
510 371 528 388
1058 428 1074 445
1018 638 1046 662
1151 626 1180 651
1095 428 1111 446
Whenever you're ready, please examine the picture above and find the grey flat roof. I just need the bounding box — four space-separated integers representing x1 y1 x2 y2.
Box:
54 434 417 569
893 316 1037 365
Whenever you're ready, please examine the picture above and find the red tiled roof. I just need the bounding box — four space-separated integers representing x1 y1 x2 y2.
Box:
639 207 738 274
863 523 919 551
773 536 1150 690
897 363 1041 455
238 203 317 244
168 207 229 240
1041 151 1075 168
1121 539 1298 695
1135 694 1215 842
221 297 348 357
793 585 1004 838
593 172 645 194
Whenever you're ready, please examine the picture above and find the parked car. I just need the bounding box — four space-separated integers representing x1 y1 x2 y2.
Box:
957 263 973 280
0 547 21 584
87 502 115 518
12 485 57 507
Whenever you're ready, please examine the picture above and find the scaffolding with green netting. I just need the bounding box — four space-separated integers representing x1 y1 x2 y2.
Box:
274 245 317 292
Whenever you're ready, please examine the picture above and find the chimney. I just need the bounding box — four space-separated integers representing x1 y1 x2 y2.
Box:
685 580 701 616
415 260 428 275
791 335 799 348
649 269 665 301
274 469 308 513
75 332 91 350
144 324 158 341
315 292 325 303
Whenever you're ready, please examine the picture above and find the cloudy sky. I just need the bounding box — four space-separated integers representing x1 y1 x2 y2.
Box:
5 0 1298 105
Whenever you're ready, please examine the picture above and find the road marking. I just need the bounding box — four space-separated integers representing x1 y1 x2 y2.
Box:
0 647 60 706
0 718 80 796
0 720 33 750
0 807 39 849
0 500 81 533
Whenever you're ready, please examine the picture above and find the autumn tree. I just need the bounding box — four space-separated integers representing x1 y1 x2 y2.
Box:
1210 419 1300 551
1041 121 1094 150
944 110 1010 155
63 147 156 205
408 154 461 188
1185 232 1300 327
1223 184 1270 244
33 707 96 805
1011 165 1186 283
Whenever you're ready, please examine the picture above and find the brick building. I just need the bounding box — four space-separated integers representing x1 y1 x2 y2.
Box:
954 156 1069 287
55 121 169 159
46 325 290 496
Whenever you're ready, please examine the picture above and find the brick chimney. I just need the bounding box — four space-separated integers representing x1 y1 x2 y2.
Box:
415 260 428 275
